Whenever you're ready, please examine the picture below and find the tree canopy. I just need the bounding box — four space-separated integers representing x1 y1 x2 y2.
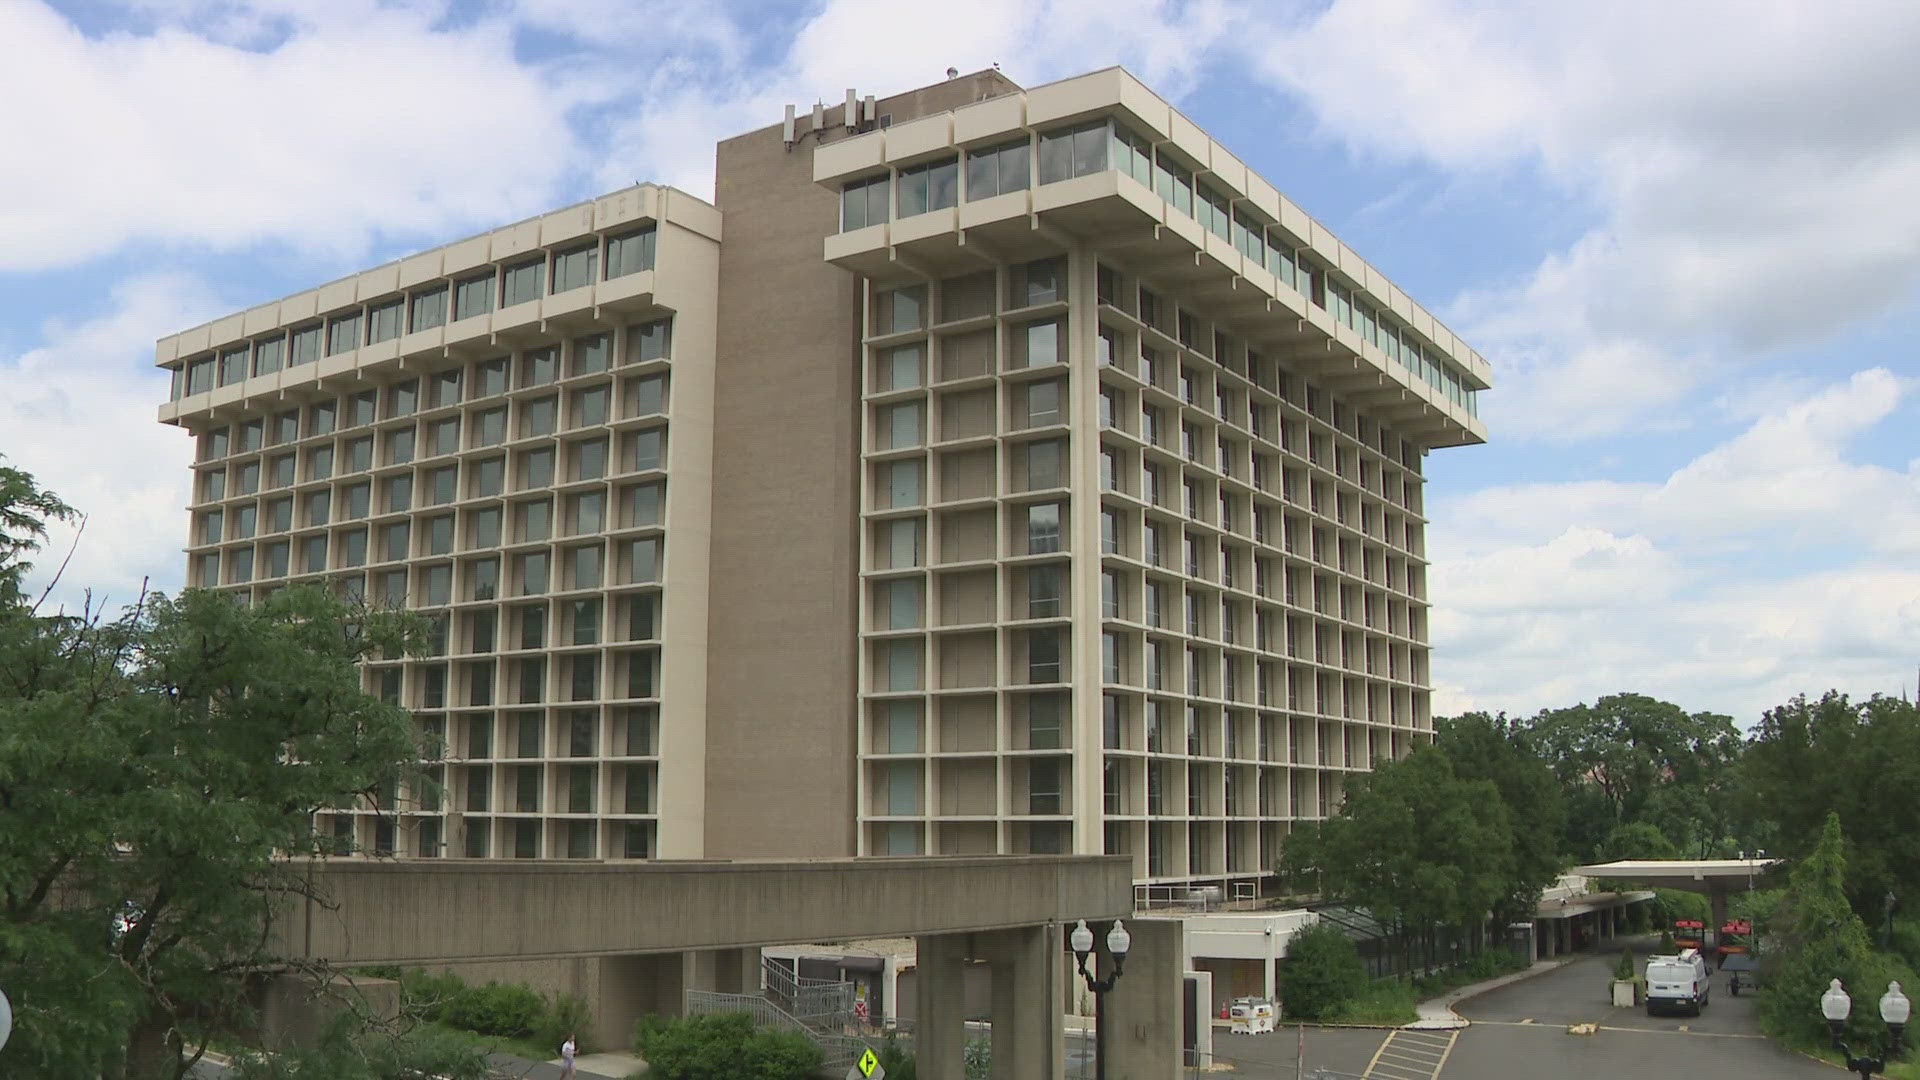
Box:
1523 692 1741 860
1280 746 1515 936
0 459 434 1079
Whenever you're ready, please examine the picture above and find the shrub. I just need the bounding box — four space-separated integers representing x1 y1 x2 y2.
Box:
639 1012 823 1080
536 993 595 1055
1659 929 1675 953
1280 923 1369 1021
441 981 547 1039
1615 947 1637 982
877 1039 917 1080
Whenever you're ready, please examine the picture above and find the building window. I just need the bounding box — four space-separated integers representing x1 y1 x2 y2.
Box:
573 333 611 376
606 227 656 279
1010 257 1063 308
1026 381 1061 428
253 335 285 376
840 174 890 231
1026 502 1062 554
876 285 927 334
410 286 448 333
881 459 922 508
881 639 922 692
367 298 403 345
1112 124 1153 187
1029 693 1064 749
881 577 921 629
896 157 958 217
1022 320 1062 366
629 319 672 363
501 258 544 308
1038 120 1109 184
218 346 248 386
326 311 361 356
879 401 922 448
1029 758 1062 815
290 324 322 365
474 356 509 397
1027 565 1062 619
552 244 597 293
965 138 1031 200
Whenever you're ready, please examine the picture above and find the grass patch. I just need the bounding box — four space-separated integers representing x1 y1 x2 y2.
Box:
1331 981 1419 1025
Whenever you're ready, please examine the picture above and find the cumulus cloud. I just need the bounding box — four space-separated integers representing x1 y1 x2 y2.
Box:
1237 0 1920 439
0 0 592 271
1429 369 1920 721
3 273 229 614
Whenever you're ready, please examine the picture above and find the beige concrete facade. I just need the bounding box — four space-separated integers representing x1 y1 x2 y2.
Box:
157 187 721 861
155 66 1486 884
813 67 1486 886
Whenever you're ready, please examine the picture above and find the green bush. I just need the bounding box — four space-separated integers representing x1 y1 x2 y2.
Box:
536 993 595 1054
877 1039 917 1080
386 969 592 1050
1280 923 1369 1021
441 981 547 1039
638 1012 823 1080
1615 947 1637 982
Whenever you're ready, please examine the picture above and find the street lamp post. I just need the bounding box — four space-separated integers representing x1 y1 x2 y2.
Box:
1821 978 1910 1079
1070 919 1131 1080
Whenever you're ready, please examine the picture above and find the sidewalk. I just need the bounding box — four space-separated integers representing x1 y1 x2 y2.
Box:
1405 953 1589 1030
484 1049 644 1078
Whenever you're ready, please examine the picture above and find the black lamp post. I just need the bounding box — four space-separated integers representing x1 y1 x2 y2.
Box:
1821 977 1910 1079
1070 918 1131 1080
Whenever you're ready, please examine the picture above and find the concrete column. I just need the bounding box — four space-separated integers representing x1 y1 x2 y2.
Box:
1102 918 1183 1080
1709 887 1729 955
1263 930 1277 1003
709 947 758 995
598 952 691 1049
984 925 1065 1079
917 932 970 1080
1543 921 1557 958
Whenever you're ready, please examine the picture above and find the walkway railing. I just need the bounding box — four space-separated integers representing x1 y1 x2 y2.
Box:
685 989 868 1073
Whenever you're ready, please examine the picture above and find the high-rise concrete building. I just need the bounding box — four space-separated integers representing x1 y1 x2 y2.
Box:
156 67 1487 890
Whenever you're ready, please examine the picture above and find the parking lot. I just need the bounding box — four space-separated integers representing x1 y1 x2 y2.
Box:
1447 937 1832 1079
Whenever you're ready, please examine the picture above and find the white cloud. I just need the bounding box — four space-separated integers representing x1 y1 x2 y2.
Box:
0 1 591 272
1429 369 1920 721
1 273 229 615
1237 0 1920 439
581 0 1241 200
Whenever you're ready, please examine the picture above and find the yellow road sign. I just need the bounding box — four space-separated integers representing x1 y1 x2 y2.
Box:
858 1047 881 1076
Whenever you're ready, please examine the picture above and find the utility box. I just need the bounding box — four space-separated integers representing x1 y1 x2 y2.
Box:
1229 998 1277 1034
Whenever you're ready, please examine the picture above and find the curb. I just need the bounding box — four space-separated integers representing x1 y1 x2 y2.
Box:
1409 950 1595 1030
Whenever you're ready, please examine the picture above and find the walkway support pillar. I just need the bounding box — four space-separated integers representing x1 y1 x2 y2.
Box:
1101 918 1184 1079
916 932 969 1080
984 925 1066 1079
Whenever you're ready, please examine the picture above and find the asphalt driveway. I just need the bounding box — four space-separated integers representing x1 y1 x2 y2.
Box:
1448 936 1830 1079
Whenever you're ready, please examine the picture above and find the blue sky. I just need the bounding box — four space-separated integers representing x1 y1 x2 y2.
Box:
4 0 1918 723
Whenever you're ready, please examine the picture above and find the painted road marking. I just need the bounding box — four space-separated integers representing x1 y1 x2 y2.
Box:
1363 1029 1460 1080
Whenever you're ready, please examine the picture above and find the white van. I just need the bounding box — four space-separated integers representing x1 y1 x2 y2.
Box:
1645 950 1711 1016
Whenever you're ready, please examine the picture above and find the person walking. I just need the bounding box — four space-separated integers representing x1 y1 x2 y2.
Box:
560 1033 577 1079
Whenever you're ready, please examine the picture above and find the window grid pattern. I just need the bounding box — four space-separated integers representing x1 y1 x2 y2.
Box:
181 317 676 860
854 255 1436 884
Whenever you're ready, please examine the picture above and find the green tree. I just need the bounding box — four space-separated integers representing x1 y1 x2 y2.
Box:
1435 712 1567 927
1278 923 1368 1020
1757 812 1915 1051
1525 693 1741 859
1278 747 1514 967
0 462 431 1079
1739 691 1920 917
